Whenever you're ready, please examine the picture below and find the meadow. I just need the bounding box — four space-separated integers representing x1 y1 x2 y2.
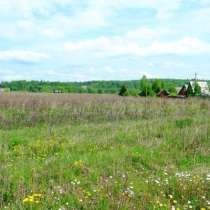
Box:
0 93 209 210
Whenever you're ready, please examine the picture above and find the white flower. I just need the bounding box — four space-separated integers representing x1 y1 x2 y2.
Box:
171 206 175 210
155 180 160 184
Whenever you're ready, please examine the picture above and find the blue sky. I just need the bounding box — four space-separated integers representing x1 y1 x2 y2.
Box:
0 0 210 81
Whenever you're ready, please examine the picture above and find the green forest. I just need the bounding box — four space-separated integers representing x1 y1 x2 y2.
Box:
0 79 190 93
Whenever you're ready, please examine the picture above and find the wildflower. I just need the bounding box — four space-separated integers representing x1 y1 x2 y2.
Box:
22 193 42 204
155 180 160 184
54 186 65 194
169 195 173 199
58 207 66 210
200 208 206 210
23 197 34 204
33 193 42 198
73 160 84 169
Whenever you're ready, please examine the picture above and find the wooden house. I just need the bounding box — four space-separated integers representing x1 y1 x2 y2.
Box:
178 81 210 97
188 81 209 95
157 89 170 97
178 84 188 97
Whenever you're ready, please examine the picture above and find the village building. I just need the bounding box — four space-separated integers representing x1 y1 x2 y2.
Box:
157 89 170 97
53 89 63 93
189 81 209 95
178 81 210 97
178 84 188 97
0 88 10 93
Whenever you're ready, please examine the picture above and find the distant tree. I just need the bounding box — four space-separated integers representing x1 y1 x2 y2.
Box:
97 89 103 94
152 79 162 94
129 89 139 97
119 85 128 96
139 75 155 96
168 85 177 96
194 82 201 96
187 84 194 97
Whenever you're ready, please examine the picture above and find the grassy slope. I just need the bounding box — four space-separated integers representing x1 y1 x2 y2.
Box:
0 94 210 210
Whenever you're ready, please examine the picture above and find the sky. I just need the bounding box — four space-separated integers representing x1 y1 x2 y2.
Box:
0 0 210 81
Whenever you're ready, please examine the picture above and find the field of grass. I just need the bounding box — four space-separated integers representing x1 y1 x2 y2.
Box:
0 93 210 210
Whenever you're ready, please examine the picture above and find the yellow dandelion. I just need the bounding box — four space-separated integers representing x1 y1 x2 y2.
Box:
23 197 34 204
33 193 42 198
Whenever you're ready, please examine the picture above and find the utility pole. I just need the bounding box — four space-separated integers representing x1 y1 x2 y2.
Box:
195 72 198 82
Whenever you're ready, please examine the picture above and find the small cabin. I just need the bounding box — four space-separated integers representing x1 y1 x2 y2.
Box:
178 81 210 97
53 89 63 94
189 81 209 95
157 90 170 98
178 84 188 97
0 88 10 93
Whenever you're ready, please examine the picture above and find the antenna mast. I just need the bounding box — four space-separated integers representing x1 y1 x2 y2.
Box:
195 72 198 81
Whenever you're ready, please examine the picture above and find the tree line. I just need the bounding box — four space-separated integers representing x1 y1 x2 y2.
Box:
0 78 203 95
119 76 178 96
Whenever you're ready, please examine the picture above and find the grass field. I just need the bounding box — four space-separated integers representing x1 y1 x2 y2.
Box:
0 93 210 210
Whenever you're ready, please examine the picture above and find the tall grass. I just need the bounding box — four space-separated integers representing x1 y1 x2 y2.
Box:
0 93 209 209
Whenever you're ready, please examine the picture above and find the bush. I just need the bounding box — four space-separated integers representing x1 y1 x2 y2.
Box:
118 85 129 96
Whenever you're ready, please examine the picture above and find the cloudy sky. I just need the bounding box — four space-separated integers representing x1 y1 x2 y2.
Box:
0 0 210 81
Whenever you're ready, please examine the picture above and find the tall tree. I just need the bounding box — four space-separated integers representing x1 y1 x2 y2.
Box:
152 79 162 94
194 82 201 96
119 85 128 96
139 75 154 96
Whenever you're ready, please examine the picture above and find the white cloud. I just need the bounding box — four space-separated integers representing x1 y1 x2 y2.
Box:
126 27 172 41
64 36 210 57
0 0 182 36
0 50 49 63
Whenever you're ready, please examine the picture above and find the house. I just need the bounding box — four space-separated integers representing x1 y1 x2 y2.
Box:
178 81 210 97
53 89 63 93
0 88 10 93
157 89 170 97
178 84 188 97
188 81 209 95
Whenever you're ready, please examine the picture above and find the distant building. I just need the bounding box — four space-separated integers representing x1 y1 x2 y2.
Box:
0 88 10 93
81 85 88 90
178 81 210 97
157 89 170 97
189 81 209 95
178 84 188 97
53 89 63 93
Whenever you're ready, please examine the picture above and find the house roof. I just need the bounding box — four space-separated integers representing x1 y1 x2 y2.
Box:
189 81 209 94
157 89 170 96
176 87 182 93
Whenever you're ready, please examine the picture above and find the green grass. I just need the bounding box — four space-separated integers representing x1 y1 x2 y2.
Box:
0 93 210 209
